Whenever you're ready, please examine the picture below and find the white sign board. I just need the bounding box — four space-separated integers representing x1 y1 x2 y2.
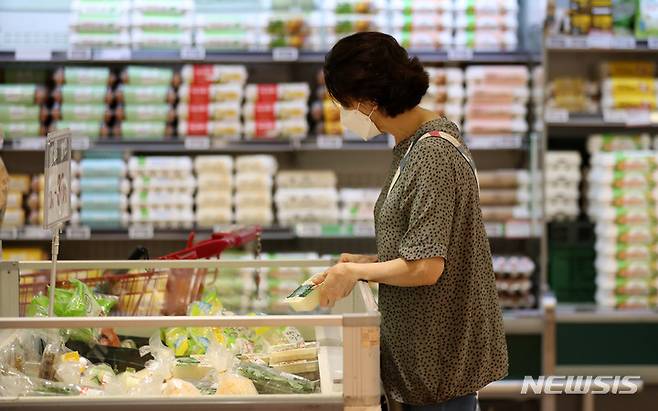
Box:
44 129 72 229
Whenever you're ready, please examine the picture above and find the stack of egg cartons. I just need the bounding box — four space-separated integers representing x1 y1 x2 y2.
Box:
532 66 543 132
589 151 657 309
545 152 581 222
463 66 529 138
421 67 464 125
68 0 131 48
311 70 343 136
131 0 194 50
600 61 656 115
453 0 518 50
115 66 179 140
389 0 453 50
339 188 380 224
194 156 234 228
76 157 129 229
275 170 339 226
587 133 652 154
546 76 598 115
234 155 277 226
194 10 252 50
478 170 533 224
178 65 246 143
243 83 309 140
50 67 115 140
128 156 195 229
2 175 31 229
324 0 385 47
492 255 535 309
27 175 44 227
255 252 320 313
0 84 47 140
262 12 314 50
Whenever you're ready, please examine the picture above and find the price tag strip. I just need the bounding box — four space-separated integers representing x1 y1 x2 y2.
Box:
65 225 91 240
184 137 211 150
317 135 343 149
129 224 155 240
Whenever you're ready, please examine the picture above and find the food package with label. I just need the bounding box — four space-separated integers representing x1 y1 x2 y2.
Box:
322 0 385 38
589 150 658 308
545 151 581 222
195 155 234 227
547 76 599 113
600 61 657 111
453 0 519 50
275 170 339 225
180 65 247 85
339 188 379 223
492 255 535 309
587 133 652 153
0 84 47 139
245 84 310 103
179 84 244 104
76 158 129 229
69 0 131 47
243 119 308 140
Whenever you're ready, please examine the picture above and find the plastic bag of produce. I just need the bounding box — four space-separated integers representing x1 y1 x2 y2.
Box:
161 378 201 397
216 372 258 396
237 361 318 394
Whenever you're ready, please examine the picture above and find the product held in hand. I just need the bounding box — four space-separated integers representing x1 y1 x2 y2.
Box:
285 281 320 312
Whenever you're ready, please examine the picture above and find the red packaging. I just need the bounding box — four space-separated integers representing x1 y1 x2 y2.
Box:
188 85 210 105
254 102 276 122
187 121 208 136
257 84 278 102
192 65 213 85
187 104 210 122
255 120 276 138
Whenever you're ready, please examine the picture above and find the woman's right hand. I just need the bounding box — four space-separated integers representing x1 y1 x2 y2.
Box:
339 253 378 264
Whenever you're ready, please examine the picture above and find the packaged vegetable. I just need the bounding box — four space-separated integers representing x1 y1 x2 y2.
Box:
216 372 258 395
237 362 318 394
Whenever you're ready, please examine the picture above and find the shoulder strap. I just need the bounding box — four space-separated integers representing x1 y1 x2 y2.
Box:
386 131 479 197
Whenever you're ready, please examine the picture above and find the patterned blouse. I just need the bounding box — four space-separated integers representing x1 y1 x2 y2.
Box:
374 117 508 405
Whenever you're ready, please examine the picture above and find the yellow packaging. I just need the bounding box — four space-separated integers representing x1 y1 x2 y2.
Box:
8 175 30 193
608 93 657 109
602 62 656 77
607 78 656 94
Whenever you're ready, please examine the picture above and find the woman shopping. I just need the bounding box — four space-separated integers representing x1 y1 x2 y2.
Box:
313 32 508 411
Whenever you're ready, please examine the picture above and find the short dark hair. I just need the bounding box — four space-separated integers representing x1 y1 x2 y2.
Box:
323 32 429 117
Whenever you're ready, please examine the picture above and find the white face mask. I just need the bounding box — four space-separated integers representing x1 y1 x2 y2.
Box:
339 103 381 141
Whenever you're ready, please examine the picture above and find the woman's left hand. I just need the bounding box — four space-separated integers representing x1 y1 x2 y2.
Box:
313 263 358 308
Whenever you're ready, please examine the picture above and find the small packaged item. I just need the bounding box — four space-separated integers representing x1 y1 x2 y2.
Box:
284 281 320 312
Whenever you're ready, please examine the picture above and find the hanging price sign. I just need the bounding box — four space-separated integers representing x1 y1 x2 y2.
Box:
44 129 72 229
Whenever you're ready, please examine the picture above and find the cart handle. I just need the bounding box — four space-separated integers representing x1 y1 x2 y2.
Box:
159 226 263 260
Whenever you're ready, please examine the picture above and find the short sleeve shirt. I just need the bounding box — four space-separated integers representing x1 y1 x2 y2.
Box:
374 118 508 405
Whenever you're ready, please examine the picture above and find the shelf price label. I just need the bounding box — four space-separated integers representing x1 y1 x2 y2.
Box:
625 110 651 126
447 48 473 61
15 48 52 61
66 48 92 60
611 35 636 49
295 223 322 237
353 222 375 237
0 228 18 240
71 137 90 151
648 37 658 49
180 47 206 60
317 135 343 149
184 137 210 150
567 36 588 49
544 108 569 123
272 47 299 62
586 34 612 49
23 226 52 239
484 223 505 238
129 224 154 240
603 109 627 123
44 130 72 230
65 225 91 240
94 48 131 61
13 138 46 150
506 221 532 239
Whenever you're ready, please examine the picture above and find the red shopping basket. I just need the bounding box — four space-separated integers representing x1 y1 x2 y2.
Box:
18 226 262 316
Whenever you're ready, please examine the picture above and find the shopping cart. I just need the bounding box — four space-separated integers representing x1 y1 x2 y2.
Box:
18 226 262 317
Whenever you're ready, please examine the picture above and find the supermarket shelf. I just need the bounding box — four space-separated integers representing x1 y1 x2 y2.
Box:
479 380 541 399
556 304 658 323
545 112 658 134
546 35 658 52
556 366 658 385
503 308 544 334
1 222 541 242
1 135 528 153
0 49 541 64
